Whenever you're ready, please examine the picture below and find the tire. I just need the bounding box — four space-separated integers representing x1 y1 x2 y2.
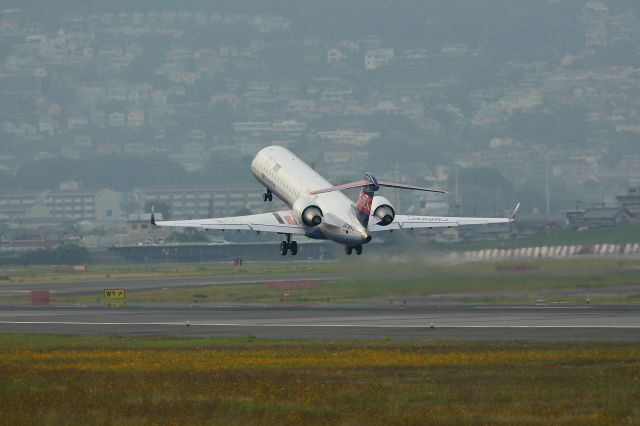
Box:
290 241 298 256
280 241 288 256
263 193 268 202
345 246 353 255
268 193 273 201
355 245 363 255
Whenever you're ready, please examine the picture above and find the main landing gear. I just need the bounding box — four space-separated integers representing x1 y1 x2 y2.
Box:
280 234 298 256
263 190 273 202
345 245 363 256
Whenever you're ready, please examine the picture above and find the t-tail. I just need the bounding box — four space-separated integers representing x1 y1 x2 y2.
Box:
353 173 379 226
309 173 447 228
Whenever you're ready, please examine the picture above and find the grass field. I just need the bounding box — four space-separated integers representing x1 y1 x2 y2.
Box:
2 258 639 305
0 334 639 425
0 261 335 285
97 272 640 305
38 258 638 305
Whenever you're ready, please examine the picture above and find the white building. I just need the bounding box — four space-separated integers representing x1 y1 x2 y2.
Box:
364 48 395 70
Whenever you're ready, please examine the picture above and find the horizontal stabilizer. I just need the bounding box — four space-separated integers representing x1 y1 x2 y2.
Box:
310 178 446 195
378 181 447 194
309 180 370 195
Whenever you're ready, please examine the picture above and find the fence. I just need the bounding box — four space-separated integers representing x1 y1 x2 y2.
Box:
453 243 640 261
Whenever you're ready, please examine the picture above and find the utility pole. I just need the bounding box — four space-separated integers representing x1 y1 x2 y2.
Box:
545 153 551 216
454 166 460 215
394 163 400 212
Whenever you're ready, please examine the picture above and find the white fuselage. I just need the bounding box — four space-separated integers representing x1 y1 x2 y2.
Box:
251 146 370 245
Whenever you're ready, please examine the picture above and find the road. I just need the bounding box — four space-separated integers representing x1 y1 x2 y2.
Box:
1 304 638 341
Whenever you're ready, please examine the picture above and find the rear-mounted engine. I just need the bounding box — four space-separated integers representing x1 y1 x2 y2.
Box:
293 197 323 227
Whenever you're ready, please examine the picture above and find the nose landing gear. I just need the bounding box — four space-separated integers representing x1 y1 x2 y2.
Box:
263 190 273 202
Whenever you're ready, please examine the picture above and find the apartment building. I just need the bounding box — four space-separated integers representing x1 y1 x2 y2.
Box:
135 185 278 219
0 188 122 222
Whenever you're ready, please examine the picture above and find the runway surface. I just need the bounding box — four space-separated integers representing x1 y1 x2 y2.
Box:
1 304 639 341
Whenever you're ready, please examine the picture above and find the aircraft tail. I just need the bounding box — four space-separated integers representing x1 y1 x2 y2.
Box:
310 175 447 196
310 173 447 228
354 185 375 227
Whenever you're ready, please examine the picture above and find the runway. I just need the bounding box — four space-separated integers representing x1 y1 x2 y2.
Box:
1 304 639 341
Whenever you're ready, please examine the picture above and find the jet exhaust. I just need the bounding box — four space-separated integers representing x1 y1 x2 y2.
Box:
301 206 323 227
374 204 395 226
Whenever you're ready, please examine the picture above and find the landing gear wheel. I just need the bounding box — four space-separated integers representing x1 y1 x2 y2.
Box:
263 193 268 202
355 245 363 255
280 241 289 256
268 192 272 201
264 190 273 202
345 246 353 255
289 241 298 256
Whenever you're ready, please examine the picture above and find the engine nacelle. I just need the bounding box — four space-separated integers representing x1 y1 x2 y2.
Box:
292 197 323 227
371 196 395 226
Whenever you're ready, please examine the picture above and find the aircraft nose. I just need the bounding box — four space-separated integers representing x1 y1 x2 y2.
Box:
361 233 372 244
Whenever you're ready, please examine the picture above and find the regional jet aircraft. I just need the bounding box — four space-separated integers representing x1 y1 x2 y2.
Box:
152 145 519 255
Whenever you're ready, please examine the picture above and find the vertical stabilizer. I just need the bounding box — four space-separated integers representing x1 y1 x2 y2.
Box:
354 173 379 227
355 186 375 227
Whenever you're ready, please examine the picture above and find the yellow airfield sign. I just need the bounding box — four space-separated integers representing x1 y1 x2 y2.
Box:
104 289 126 307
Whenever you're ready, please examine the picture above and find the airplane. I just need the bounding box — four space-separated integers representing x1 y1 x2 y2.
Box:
152 145 519 256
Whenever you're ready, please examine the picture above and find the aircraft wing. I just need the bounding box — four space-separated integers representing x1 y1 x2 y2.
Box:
152 210 306 235
369 204 520 232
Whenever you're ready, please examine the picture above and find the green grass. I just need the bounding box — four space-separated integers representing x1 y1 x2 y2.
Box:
111 274 639 305
0 261 336 285
1 334 639 425
3 258 639 305
23 258 635 305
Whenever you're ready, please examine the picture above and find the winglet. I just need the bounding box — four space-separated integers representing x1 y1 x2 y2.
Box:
150 205 156 226
510 202 521 221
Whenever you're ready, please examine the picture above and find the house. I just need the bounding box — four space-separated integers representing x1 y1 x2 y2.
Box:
127 109 145 127
364 48 395 70
67 115 88 130
127 212 167 244
616 185 640 219
108 112 125 127
317 130 379 147
327 48 346 64
567 208 633 229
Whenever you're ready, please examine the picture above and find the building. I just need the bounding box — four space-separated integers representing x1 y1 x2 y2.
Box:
0 190 46 221
616 185 640 219
135 185 279 219
0 188 122 222
327 48 346 64
364 48 394 70
43 188 122 221
317 130 379 147
567 207 633 229
127 212 167 244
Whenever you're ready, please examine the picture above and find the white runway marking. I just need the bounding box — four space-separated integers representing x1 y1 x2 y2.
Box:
473 306 594 309
1 321 639 329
